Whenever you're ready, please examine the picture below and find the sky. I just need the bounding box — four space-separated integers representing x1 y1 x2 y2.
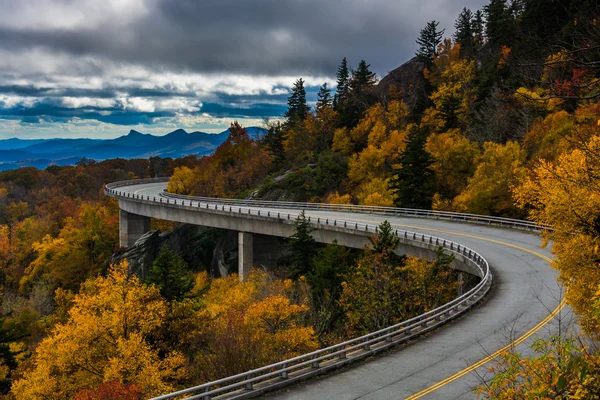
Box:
0 0 488 139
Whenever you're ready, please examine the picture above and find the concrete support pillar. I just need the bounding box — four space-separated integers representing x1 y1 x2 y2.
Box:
238 232 253 282
119 209 151 248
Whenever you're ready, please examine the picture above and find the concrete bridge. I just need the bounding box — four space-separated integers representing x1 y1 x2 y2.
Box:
105 179 562 400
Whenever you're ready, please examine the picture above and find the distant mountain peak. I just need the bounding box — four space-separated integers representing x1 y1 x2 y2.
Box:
167 128 188 137
127 129 147 137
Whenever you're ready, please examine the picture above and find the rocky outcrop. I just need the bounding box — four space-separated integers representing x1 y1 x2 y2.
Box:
377 57 429 113
111 224 226 279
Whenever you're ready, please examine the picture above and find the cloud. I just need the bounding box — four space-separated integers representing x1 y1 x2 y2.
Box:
0 0 489 138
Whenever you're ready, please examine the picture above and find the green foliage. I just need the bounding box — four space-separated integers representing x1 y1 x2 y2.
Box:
308 241 354 301
454 8 474 58
262 121 286 168
416 21 445 64
147 246 193 302
342 60 378 128
478 335 600 399
316 83 332 114
287 211 318 279
285 78 309 126
333 57 350 112
390 127 435 209
484 0 513 47
370 220 400 255
472 10 485 48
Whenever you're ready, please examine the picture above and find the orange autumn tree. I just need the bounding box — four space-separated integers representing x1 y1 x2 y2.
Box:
168 122 273 197
192 270 317 381
12 261 186 399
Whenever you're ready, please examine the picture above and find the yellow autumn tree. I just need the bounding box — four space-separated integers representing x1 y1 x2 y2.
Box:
478 337 600 399
167 166 197 194
21 204 118 292
344 101 410 204
454 141 526 217
426 129 480 204
514 134 600 335
12 261 186 399
192 270 317 381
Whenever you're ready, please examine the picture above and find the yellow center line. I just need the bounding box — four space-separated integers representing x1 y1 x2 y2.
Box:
121 197 564 397
315 214 564 399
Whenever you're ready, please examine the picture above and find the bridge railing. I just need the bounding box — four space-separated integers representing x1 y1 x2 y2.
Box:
105 177 549 232
104 180 495 400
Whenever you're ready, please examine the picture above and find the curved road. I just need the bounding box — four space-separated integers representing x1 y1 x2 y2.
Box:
113 182 564 399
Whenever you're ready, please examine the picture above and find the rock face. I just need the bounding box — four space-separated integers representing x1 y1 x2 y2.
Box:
377 57 429 113
111 224 225 279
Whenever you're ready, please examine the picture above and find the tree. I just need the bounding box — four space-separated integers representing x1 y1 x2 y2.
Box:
343 60 378 128
429 57 477 130
454 141 526 217
306 241 354 339
11 261 186 399
262 120 285 168
333 57 350 112
416 21 445 64
472 9 485 48
287 211 318 279
285 78 309 126
426 130 480 205
514 132 600 336
454 8 474 58
194 270 317 381
147 246 193 301
21 204 118 293
484 0 513 47
390 127 435 209
478 335 600 399
370 220 400 255
316 83 332 114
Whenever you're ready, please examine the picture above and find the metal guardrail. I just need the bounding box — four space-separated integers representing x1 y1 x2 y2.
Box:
104 178 498 400
106 177 548 232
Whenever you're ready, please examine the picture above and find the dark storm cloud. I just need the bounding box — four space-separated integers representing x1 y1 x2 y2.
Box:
0 101 173 125
0 85 195 99
0 0 489 77
0 0 490 137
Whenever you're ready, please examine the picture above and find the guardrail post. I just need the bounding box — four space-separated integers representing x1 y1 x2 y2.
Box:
280 364 288 379
311 355 319 368
245 376 253 390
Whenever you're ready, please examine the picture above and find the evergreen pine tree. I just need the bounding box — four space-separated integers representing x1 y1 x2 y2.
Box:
472 10 485 49
262 120 285 167
343 60 377 128
316 83 332 113
147 246 193 301
484 0 512 47
287 211 318 279
285 78 309 125
415 21 445 64
370 220 401 255
454 8 474 58
308 240 353 300
333 57 350 111
390 126 435 209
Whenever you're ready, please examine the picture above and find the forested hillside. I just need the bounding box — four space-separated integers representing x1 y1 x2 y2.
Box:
167 1 600 396
1 0 600 397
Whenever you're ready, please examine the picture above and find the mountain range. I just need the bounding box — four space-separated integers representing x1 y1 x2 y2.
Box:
0 127 264 171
